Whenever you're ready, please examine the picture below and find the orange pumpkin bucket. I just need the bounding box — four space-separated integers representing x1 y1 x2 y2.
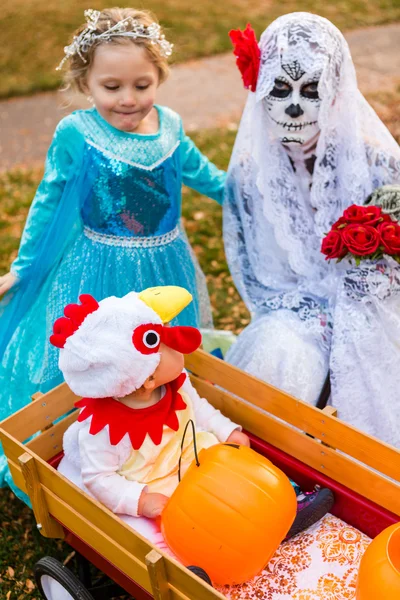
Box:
356 522 400 599
161 443 297 585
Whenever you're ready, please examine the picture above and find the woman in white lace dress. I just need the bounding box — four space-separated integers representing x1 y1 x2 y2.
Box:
224 13 400 444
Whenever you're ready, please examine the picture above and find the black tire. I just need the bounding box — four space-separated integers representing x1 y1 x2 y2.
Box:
187 565 213 586
34 556 95 600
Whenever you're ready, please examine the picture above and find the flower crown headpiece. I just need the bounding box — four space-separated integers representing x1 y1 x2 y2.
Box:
56 9 173 71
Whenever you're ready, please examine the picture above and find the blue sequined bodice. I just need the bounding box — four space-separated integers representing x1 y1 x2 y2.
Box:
82 144 180 236
80 107 182 237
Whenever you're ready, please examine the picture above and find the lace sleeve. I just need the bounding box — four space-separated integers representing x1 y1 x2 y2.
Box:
224 165 274 313
365 144 400 190
331 258 400 447
342 260 400 302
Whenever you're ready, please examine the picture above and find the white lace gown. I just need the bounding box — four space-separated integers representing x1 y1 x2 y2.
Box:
224 13 400 443
330 261 400 447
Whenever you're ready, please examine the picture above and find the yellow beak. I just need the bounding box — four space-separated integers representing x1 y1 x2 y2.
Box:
138 286 193 323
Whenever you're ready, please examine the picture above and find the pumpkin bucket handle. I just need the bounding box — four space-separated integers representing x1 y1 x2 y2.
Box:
178 419 200 482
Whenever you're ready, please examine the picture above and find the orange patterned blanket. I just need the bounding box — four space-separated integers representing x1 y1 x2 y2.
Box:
217 514 371 599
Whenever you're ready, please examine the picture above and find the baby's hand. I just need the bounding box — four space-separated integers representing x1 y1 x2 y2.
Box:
227 429 251 447
0 272 17 297
138 490 169 519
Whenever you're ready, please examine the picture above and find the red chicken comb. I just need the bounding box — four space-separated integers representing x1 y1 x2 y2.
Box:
50 294 99 348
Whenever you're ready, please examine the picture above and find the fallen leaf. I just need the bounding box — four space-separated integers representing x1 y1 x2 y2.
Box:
25 578 35 591
7 566 15 578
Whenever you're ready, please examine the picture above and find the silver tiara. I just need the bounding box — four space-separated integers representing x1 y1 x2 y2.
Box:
56 9 173 70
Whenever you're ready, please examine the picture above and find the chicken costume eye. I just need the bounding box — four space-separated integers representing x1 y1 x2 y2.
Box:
132 324 162 354
144 330 160 348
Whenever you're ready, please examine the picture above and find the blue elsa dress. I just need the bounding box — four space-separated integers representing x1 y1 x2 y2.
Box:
0 105 225 500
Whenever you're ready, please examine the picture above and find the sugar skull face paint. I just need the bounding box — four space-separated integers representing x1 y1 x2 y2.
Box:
264 61 321 145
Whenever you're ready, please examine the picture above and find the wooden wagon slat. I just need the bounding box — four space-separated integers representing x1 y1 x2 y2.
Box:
47 486 152 591
146 550 171 600
146 552 223 600
189 377 400 517
186 351 400 482
18 452 65 539
27 410 78 460
8 458 29 493
1 433 153 557
165 571 226 600
2 382 79 441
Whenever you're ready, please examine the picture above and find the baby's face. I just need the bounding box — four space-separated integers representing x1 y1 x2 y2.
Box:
263 61 321 146
152 342 185 387
84 42 159 133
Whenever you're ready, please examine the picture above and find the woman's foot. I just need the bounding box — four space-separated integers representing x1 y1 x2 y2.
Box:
285 486 334 540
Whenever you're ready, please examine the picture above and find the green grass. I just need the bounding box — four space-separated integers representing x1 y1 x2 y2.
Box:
1 88 399 596
1 0 400 98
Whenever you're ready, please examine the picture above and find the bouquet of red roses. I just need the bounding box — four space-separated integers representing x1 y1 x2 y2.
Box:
321 204 400 264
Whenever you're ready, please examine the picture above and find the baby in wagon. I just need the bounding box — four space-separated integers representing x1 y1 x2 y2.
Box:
51 286 333 548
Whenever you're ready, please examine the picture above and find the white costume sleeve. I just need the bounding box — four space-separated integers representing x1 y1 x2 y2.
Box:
79 424 147 517
182 373 241 441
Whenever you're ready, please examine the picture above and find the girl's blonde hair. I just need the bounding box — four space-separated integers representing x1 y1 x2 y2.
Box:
63 8 170 94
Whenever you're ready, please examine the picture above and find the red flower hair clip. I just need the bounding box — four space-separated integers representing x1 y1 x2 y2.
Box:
229 23 260 92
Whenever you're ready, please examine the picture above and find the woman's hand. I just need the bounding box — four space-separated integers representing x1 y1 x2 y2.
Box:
138 490 169 519
0 272 18 297
226 429 251 447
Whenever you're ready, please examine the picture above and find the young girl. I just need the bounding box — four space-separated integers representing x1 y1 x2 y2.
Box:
0 8 226 495
224 13 400 415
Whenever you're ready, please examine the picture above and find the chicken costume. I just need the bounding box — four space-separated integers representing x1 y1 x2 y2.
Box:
53 286 239 545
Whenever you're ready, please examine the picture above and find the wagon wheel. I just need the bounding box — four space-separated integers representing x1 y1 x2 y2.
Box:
34 556 95 600
187 565 213 586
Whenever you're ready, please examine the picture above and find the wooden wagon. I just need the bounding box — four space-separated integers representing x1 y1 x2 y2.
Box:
1 349 399 599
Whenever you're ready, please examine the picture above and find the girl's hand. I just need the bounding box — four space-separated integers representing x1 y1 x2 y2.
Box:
138 491 169 519
0 272 18 297
226 429 251 447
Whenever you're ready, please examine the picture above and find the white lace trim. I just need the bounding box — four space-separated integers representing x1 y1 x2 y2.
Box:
83 225 180 247
86 139 180 171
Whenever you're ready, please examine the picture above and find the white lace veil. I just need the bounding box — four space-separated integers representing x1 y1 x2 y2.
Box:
224 12 400 311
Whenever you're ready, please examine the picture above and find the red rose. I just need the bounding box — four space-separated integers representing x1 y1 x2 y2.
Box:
342 205 368 223
342 204 383 226
377 221 400 255
332 216 348 230
321 230 347 260
363 205 385 226
342 224 380 256
229 24 260 92
379 212 393 224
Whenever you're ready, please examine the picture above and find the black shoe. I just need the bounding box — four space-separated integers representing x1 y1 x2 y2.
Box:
285 486 334 541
